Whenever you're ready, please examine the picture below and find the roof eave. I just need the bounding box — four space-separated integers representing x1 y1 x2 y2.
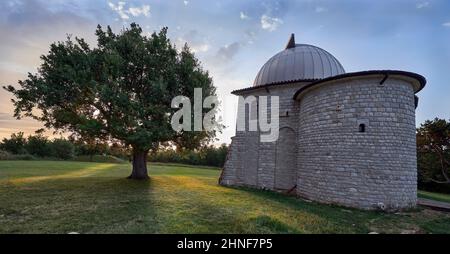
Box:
292 70 426 100
231 79 319 95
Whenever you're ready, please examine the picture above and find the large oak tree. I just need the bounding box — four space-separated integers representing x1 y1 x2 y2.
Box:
4 23 219 179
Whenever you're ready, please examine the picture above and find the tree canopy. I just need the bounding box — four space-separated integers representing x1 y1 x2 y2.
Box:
417 118 450 187
4 23 220 179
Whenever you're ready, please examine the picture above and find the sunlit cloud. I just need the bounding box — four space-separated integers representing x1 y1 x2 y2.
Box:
128 5 150 17
108 1 129 20
260 15 283 32
108 1 150 20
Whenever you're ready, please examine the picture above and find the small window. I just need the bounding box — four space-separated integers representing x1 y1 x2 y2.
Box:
359 124 366 133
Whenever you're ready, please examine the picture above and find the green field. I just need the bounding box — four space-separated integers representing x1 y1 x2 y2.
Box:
0 161 449 234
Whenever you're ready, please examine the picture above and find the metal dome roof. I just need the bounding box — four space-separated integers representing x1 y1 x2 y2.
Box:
253 34 345 87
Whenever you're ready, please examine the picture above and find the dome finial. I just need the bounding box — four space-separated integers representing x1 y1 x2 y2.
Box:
285 33 295 49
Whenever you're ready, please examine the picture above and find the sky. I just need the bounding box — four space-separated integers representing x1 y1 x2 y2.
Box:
0 0 449 144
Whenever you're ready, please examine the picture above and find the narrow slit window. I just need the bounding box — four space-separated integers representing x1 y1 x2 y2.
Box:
359 124 366 133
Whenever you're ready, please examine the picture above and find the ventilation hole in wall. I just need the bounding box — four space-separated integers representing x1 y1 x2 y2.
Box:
359 124 366 133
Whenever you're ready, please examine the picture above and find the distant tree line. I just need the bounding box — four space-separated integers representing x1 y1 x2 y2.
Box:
0 132 229 167
148 144 228 167
0 132 76 160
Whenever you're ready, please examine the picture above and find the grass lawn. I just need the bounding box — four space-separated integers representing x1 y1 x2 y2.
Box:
418 190 450 204
0 161 449 234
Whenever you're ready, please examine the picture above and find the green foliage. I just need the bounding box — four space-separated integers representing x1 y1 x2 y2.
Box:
203 144 228 167
50 139 75 160
71 138 109 158
108 143 130 160
0 150 35 161
11 154 36 161
0 150 13 160
3 23 219 156
417 118 450 193
0 133 76 160
0 132 130 162
0 132 27 154
148 144 228 167
25 134 52 157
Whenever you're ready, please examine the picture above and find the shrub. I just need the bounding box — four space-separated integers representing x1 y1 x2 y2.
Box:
73 140 108 157
50 139 75 160
0 150 35 161
0 132 27 154
0 150 13 160
11 154 36 161
26 134 52 157
203 144 228 167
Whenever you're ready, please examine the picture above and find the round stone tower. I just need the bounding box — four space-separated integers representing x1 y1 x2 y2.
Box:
293 72 425 210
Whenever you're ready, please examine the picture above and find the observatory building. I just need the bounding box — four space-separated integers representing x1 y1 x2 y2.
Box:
219 34 426 210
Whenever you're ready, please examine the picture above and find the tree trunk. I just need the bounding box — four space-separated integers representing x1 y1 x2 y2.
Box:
128 149 150 180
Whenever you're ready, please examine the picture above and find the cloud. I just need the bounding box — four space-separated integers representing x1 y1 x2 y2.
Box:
416 2 430 9
240 11 249 20
0 0 94 73
176 30 211 53
108 1 151 20
183 0 189 6
0 0 97 140
108 1 129 20
315 6 327 13
215 42 241 62
261 15 283 32
128 5 150 17
443 22 450 27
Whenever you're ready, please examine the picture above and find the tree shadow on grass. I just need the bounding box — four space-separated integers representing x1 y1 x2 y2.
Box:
246 215 301 233
0 176 162 234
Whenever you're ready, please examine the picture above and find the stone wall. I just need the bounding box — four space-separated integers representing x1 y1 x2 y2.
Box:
296 77 417 210
220 83 307 190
